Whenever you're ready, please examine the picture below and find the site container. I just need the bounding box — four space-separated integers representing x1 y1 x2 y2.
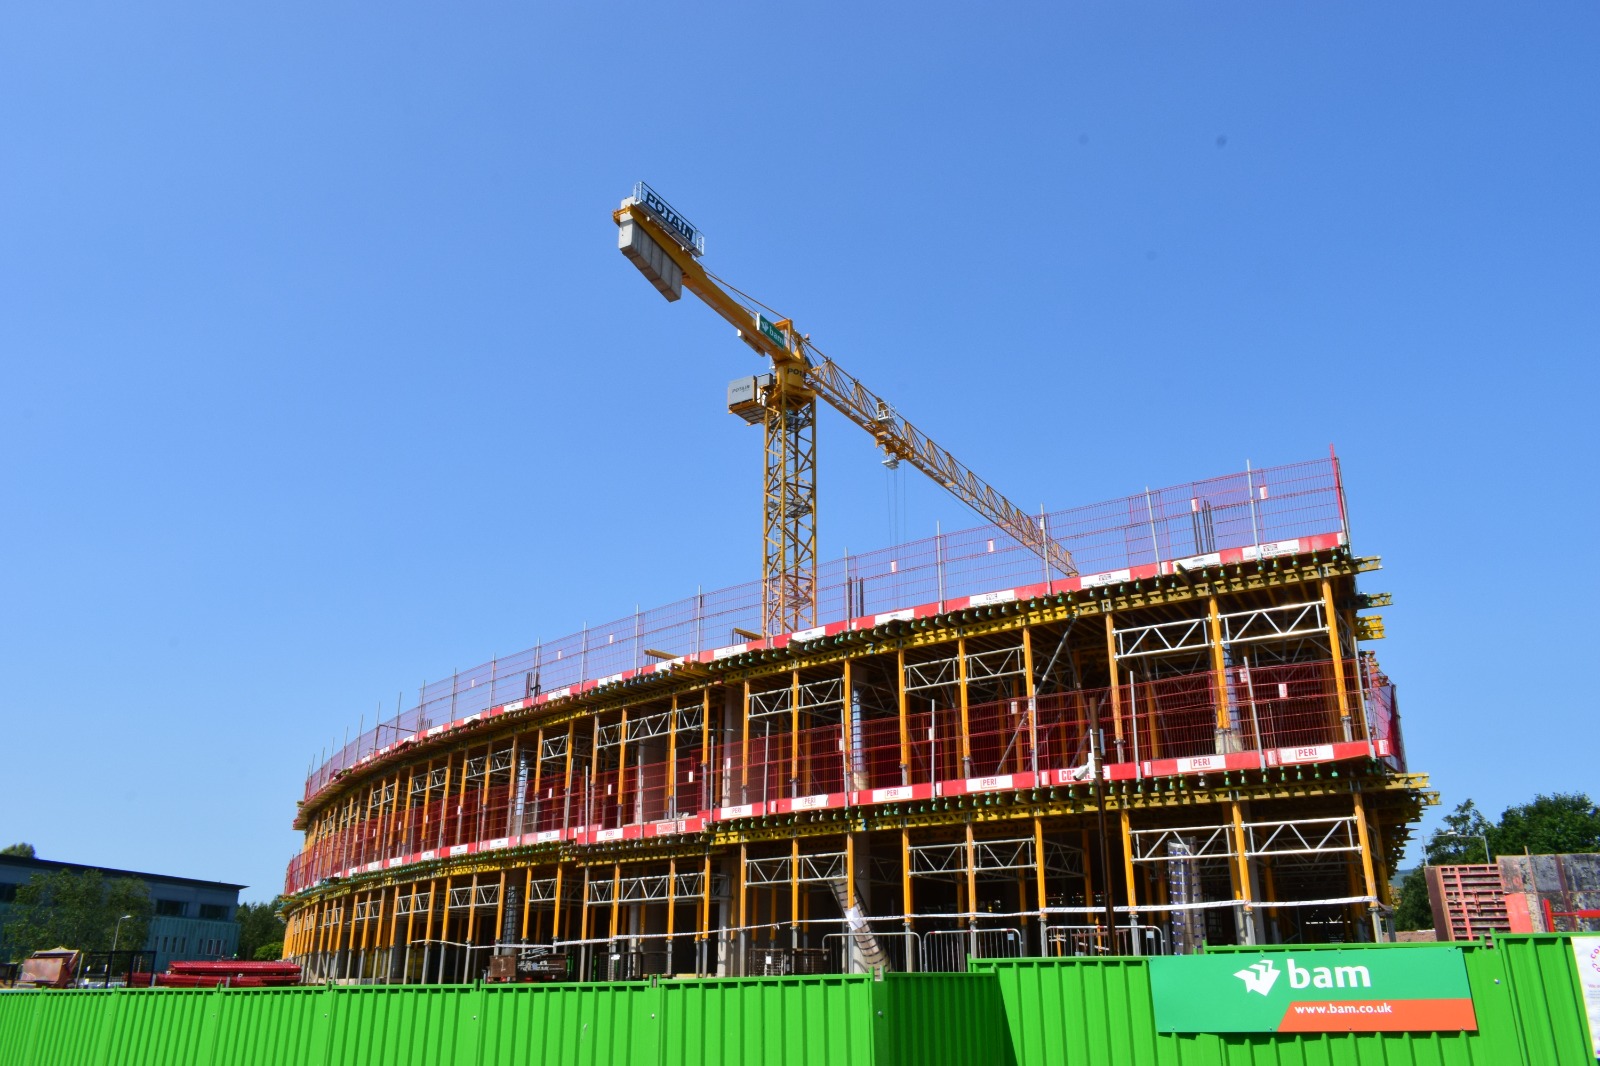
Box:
970 934 1593 1066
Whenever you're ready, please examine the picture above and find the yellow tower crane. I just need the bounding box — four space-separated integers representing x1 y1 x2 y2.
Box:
614 182 1076 636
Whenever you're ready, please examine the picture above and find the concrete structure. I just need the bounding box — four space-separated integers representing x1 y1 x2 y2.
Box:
0 855 243 971
282 456 1433 982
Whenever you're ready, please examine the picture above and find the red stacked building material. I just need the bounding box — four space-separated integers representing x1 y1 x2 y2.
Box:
1426 864 1510 941
130 960 303 988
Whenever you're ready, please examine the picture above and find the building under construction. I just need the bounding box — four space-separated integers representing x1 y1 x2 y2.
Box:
281 455 1431 982
281 186 1431 982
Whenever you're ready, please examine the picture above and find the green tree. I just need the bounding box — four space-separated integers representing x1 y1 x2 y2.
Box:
1391 792 1600 934
1 843 36 858
1493 793 1600 856
1391 800 1490 933
235 899 287 960
1426 799 1495 864
252 941 284 962
1393 867 1433 931
2 870 151 960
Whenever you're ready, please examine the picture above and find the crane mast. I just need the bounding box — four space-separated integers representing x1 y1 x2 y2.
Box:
614 183 1075 636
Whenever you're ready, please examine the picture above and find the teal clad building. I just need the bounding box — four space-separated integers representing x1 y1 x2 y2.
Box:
0 855 244 972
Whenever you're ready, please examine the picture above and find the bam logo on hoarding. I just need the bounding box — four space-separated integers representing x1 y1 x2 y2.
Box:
1153 947 1476 1034
1236 957 1371 996
1234 960 1280 996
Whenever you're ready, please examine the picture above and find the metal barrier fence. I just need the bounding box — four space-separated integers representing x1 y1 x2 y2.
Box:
821 930 920 975
303 457 1346 803
1045 923 1166 957
921 928 1025 973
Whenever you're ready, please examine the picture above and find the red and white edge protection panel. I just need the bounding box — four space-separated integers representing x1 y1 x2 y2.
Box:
335 736 1389 881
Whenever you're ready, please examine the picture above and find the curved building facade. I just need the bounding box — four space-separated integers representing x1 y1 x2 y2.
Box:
282 456 1430 982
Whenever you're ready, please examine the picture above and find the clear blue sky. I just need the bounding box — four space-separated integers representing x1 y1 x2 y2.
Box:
3 5 1595 900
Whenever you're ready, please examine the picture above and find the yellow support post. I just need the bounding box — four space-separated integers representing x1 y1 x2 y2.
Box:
667 695 679 815
1230 800 1252 943
1352 789 1379 914
609 864 621 940
1033 817 1048 944
738 843 749 974
357 890 372 958
580 867 591 943
791 836 801 945
590 716 602 829
464 873 480 955
791 669 801 799
405 882 426 977
395 767 416 858
846 831 857 910
561 721 576 832
617 709 630 829
897 648 911 786
667 856 677 942
551 864 565 941
701 688 712 811
1209 597 1230 731
521 867 534 943
492 871 507 952
436 755 453 850
1022 627 1038 776
504 735 519 837
1104 615 1125 756
741 681 752 803
965 822 978 929
958 634 972 778
529 727 545 838
901 829 914 931
437 875 453 961
1322 578 1353 734
1119 808 1137 914
842 658 855 792
453 748 470 848
701 852 712 963
418 758 436 850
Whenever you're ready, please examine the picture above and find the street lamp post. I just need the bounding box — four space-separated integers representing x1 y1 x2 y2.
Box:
1436 831 1493 864
107 914 135 989
111 914 134 954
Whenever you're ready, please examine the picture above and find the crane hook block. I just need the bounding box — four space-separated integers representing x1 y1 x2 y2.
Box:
618 216 683 302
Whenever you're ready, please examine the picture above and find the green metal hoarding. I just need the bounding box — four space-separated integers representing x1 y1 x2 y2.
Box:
0 972 1015 1066
971 935 1594 1066
1 938 1590 1066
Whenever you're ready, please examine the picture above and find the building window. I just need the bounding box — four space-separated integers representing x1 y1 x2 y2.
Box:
0 883 17 903
199 903 229 921
154 899 187 917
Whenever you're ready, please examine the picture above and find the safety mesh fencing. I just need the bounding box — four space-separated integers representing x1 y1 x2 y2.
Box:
287 655 1398 894
305 457 1343 802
